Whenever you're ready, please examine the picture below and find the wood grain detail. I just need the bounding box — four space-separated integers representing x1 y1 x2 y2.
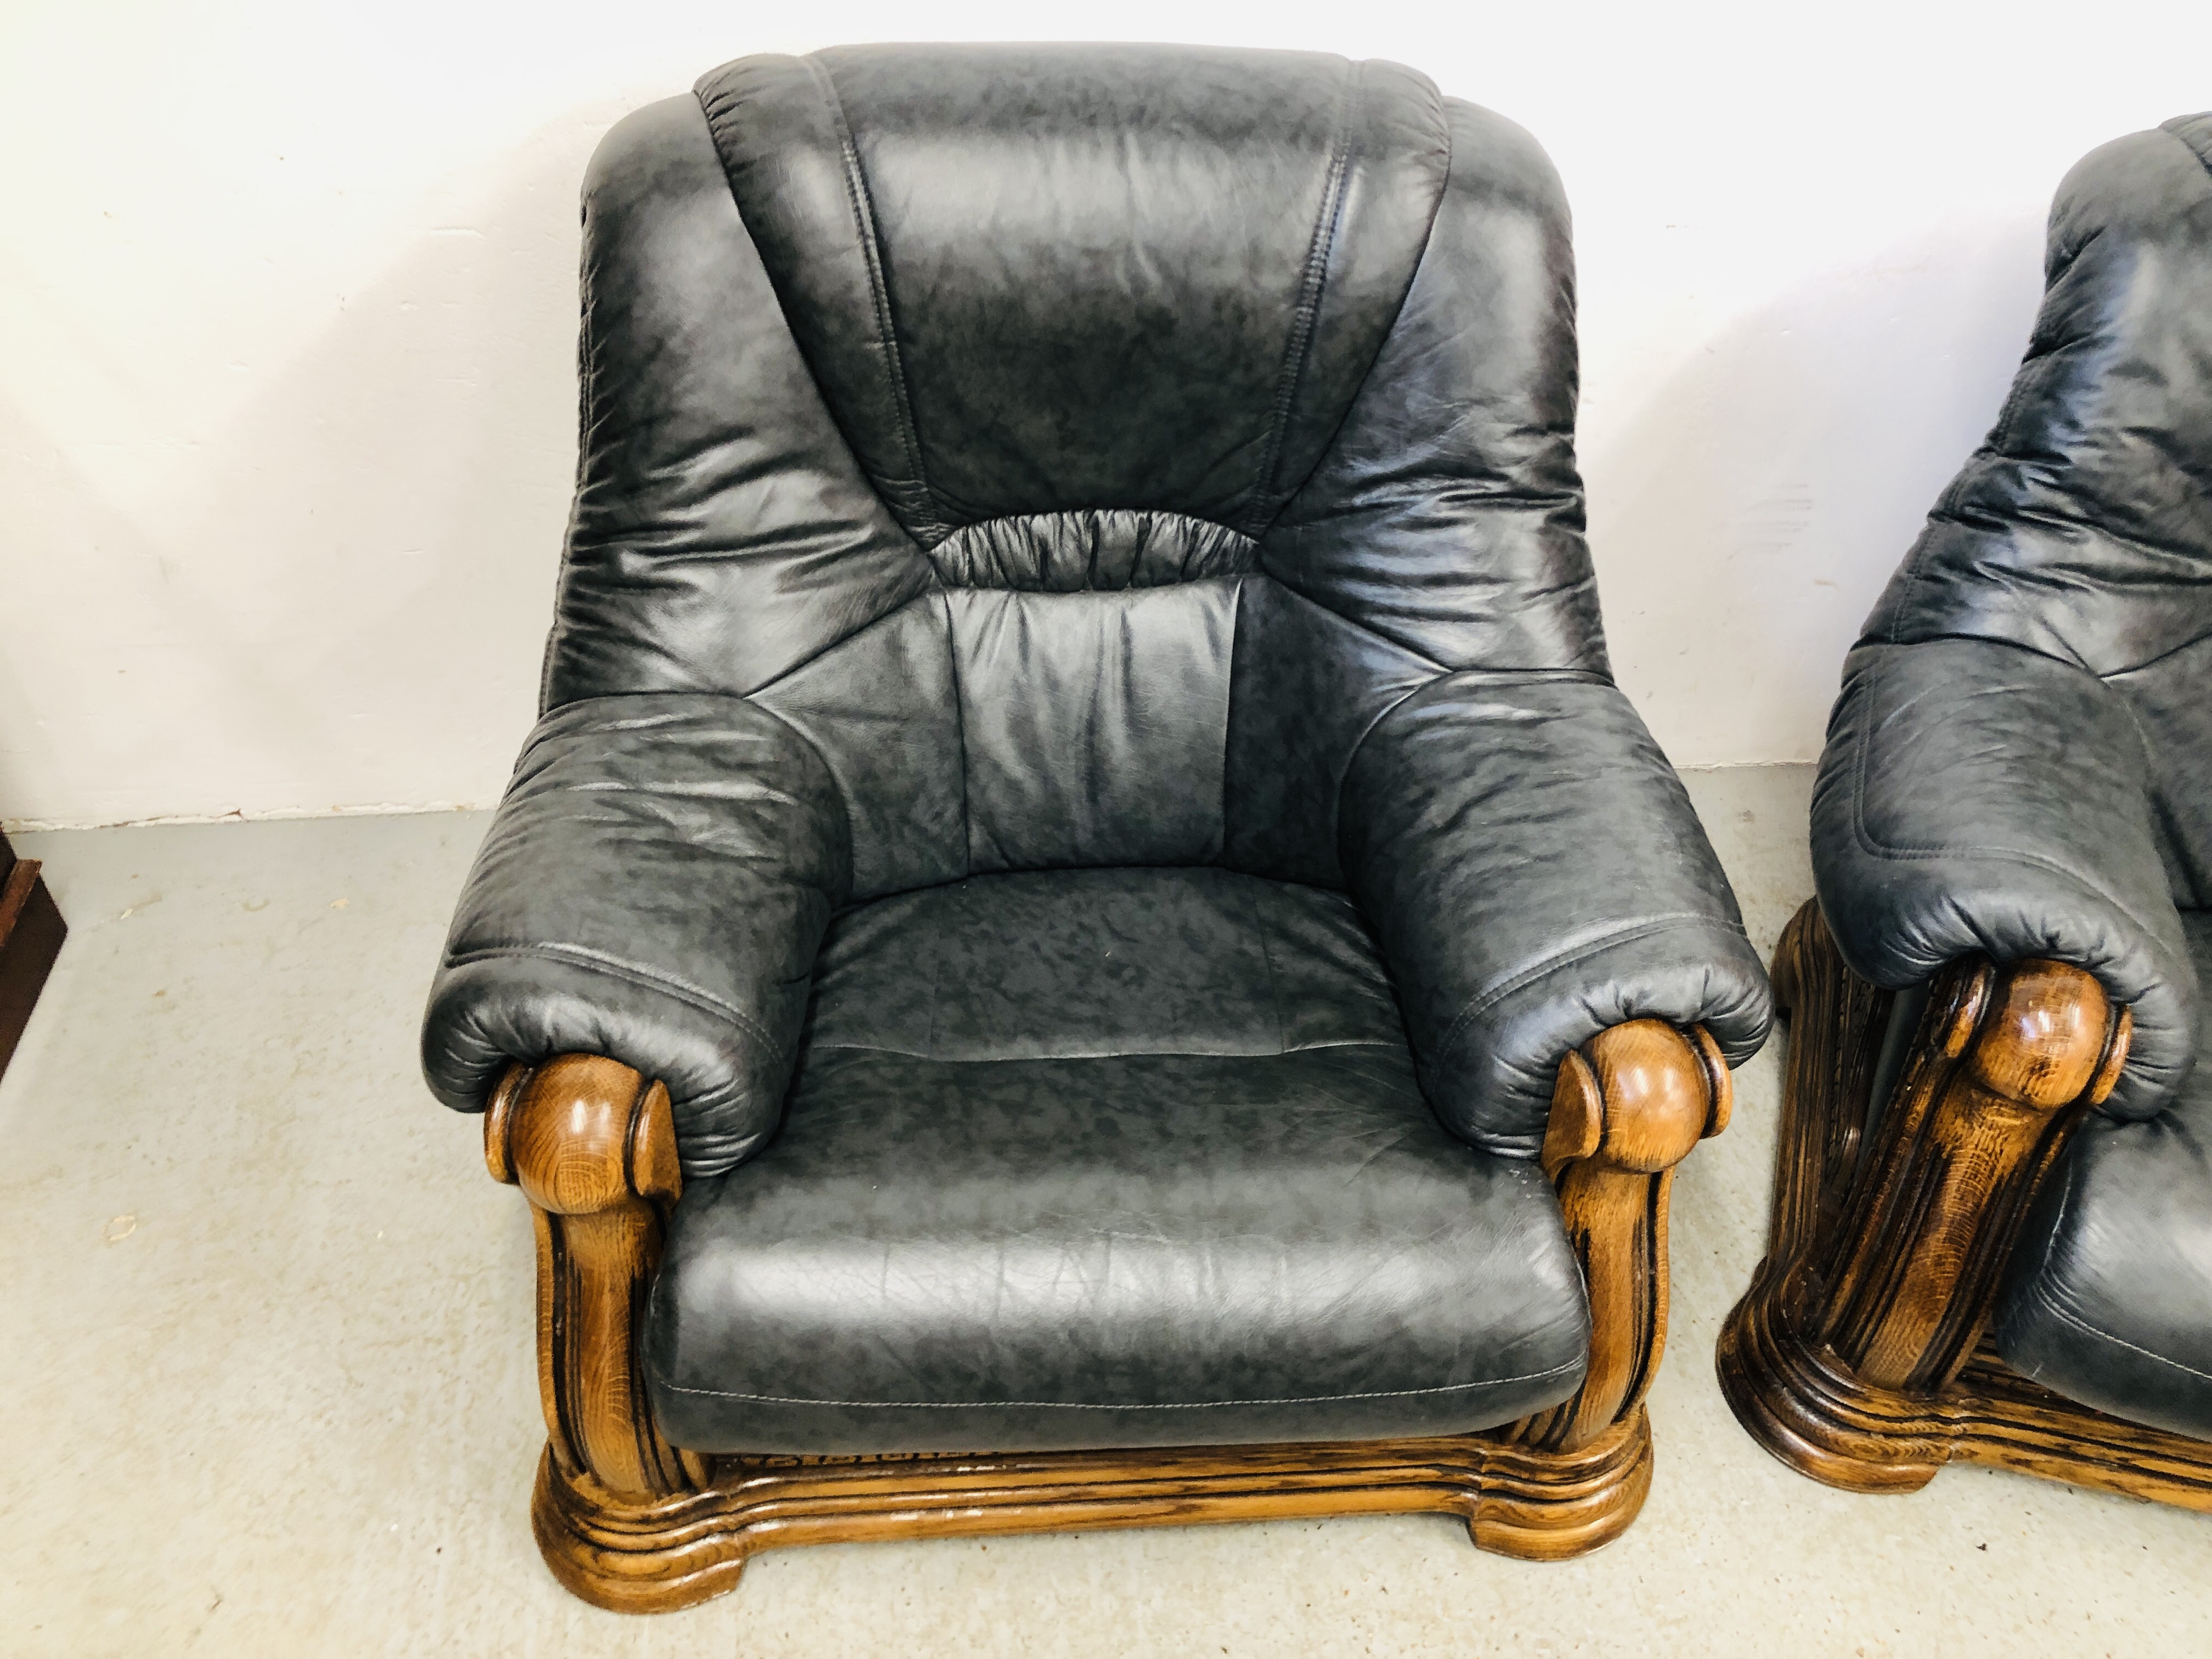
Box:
531 1408 1657 1616
488 1057 705 1499
1510 1020 1729 1453
1717 900 2212 1508
492 1019 1725 1613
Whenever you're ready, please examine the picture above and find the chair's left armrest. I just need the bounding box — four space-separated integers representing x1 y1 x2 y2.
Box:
1341 672 1773 1158
422 691 851 1178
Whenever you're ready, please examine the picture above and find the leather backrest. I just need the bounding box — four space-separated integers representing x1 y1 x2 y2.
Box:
695 44 1448 541
543 46 1607 895
1861 114 2212 901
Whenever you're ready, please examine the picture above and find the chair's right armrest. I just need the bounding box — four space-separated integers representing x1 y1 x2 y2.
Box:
1812 637 2196 1118
422 692 851 1177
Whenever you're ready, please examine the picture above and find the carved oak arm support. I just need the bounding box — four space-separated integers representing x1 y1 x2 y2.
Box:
1509 1020 1732 1453
1807 944 2132 1394
486 1054 706 1498
1718 901 2144 1496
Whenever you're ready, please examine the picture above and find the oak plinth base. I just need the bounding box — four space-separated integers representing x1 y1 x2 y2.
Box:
1718 900 2212 1513
533 1408 1655 1615
490 1017 1726 1613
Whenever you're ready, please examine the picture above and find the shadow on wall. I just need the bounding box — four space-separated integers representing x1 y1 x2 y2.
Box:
0 115 606 828
1583 214 2047 766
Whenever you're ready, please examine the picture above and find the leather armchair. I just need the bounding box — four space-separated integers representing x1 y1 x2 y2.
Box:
1721 112 2212 1511
423 44 1770 1613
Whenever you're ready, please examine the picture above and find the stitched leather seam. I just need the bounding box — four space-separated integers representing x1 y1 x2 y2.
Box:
1330 677 1432 871
1243 831 1290 1054
2103 624 2212 682
803 1037 1404 1062
1221 572 1245 866
1239 59 1359 538
445 941 789 1060
2159 119 2212 185
921 881 956 1059
2013 1278 2212 1386
741 697 859 894
1433 912 1749 1060
1266 76 1454 528
807 57 945 541
658 1358 1582 1410
935 589 975 877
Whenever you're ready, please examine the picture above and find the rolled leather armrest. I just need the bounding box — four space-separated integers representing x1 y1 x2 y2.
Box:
1341 672 1773 1158
1812 637 2197 1119
422 692 852 1176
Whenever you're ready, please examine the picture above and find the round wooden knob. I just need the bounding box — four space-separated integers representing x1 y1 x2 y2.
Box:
1583 1020 1714 1173
1969 960 2113 1109
492 1054 681 1213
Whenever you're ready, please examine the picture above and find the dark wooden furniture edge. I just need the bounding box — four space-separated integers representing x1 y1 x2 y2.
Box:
1717 899 2212 1510
0 828 66 1082
484 1020 1729 1614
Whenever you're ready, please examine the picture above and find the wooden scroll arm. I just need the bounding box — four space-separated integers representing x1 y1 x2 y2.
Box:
486 1054 706 1497
1812 955 2133 1395
1510 1020 1732 1454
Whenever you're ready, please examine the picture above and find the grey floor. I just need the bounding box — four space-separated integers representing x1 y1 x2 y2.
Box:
4 764 2207 1656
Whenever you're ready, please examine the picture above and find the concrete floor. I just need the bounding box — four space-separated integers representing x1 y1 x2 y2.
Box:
4 764 2208 1656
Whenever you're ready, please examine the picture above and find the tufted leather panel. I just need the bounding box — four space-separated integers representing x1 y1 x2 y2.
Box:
646 867 1589 1452
425 45 1767 1188
1995 913 2212 1438
1814 114 2212 1118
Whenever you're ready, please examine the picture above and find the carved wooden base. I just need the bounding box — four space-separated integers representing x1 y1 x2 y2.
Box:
0 830 66 1082
531 1407 1656 1615
1724 1294 2212 1508
1719 900 2212 1513
490 1020 1724 1613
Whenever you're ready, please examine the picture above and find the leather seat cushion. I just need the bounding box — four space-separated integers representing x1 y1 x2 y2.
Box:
645 866 1591 1453
1995 911 2212 1437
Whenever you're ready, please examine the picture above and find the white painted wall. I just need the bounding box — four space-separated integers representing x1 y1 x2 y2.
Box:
3 1 2208 827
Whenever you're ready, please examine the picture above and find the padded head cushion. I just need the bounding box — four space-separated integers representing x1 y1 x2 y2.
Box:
695 44 1451 541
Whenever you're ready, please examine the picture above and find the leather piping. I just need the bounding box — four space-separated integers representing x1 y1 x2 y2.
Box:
1238 58 1359 538
936 586 976 879
1430 911 1749 1063
445 940 794 1059
656 1358 1583 1410
805 55 949 543
2010 1278 2212 1387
